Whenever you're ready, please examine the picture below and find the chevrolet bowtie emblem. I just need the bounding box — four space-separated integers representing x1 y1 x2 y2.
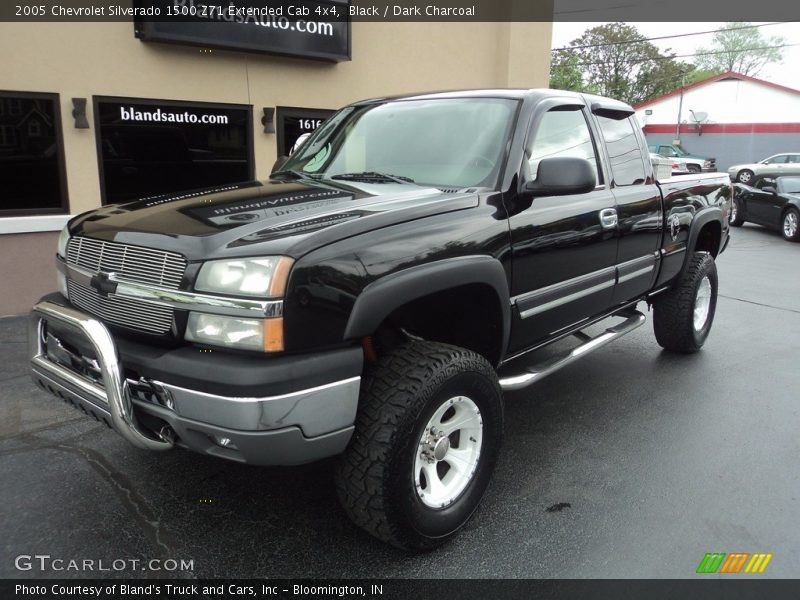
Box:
90 271 118 297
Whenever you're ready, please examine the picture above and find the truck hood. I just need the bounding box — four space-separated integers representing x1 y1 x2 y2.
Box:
69 179 479 261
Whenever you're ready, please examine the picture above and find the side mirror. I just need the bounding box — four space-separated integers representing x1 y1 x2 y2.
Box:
762 185 776 194
271 155 289 174
524 157 596 197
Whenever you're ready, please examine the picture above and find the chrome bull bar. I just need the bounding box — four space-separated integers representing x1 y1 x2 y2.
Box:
29 300 173 451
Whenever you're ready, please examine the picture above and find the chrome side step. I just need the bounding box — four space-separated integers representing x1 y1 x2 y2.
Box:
498 310 646 392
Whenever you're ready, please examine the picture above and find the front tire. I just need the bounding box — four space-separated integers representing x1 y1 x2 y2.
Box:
737 169 754 184
653 252 718 353
335 341 503 551
782 208 800 242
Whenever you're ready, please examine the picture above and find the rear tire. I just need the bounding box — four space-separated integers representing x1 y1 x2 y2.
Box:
729 198 745 227
653 252 718 353
335 341 503 551
782 208 800 242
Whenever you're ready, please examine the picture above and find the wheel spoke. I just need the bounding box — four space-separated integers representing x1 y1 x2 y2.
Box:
420 462 446 501
441 409 480 435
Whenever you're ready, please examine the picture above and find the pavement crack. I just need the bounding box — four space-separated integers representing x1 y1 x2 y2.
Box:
718 294 800 315
4 433 180 564
0 416 90 441
0 373 27 383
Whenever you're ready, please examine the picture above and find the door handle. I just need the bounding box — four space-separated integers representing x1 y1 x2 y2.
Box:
599 208 618 229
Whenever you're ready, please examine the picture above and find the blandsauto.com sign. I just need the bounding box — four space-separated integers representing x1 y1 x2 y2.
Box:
133 0 351 62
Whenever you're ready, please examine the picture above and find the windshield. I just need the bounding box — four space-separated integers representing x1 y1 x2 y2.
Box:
672 145 689 157
279 98 519 189
779 177 800 194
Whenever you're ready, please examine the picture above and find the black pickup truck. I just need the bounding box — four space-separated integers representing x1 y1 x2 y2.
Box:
29 89 731 550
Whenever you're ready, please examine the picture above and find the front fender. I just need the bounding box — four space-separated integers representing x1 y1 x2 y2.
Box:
343 255 511 358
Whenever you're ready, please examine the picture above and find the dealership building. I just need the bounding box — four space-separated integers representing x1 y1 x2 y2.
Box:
0 17 552 315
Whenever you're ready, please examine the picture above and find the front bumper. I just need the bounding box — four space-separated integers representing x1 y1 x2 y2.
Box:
29 296 362 465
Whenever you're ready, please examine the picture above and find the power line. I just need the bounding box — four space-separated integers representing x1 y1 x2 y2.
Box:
571 42 800 67
552 22 790 52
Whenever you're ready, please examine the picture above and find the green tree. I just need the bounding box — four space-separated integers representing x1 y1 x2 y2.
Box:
557 23 693 105
696 22 784 76
549 50 585 92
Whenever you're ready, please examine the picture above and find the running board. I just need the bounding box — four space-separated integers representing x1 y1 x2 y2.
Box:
498 310 646 392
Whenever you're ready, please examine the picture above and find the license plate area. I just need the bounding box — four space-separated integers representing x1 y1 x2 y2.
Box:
42 322 105 389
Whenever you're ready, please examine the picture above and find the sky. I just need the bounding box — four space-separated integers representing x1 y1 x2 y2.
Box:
550 22 800 91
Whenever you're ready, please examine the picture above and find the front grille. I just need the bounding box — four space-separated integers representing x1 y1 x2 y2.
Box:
68 280 174 334
65 237 188 335
66 237 186 288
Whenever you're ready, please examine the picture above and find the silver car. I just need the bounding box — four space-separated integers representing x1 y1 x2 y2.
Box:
728 153 800 184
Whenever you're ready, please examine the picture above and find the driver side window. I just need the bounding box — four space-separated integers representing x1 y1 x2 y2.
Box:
526 108 602 184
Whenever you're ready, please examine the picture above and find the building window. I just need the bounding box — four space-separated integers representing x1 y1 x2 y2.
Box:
0 126 17 147
276 107 336 158
0 91 68 216
8 98 22 116
27 120 42 137
94 97 254 205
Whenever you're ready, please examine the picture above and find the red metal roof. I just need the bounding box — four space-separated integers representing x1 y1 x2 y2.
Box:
633 71 800 110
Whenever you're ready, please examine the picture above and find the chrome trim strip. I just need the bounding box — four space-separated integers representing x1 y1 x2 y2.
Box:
155 376 362 404
616 254 657 271
60 260 282 318
138 376 362 436
518 279 615 319
30 301 173 451
510 266 616 306
662 246 687 257
617 265 654 284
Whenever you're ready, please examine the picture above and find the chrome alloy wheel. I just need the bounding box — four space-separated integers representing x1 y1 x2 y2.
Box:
784 211 798 239
414 396 483 509
693 276 712 331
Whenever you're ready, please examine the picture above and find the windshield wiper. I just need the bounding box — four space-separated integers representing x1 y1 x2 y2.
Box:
330 171 416 184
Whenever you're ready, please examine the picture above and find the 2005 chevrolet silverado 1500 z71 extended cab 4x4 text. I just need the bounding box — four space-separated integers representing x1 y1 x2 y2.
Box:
29 89 731 550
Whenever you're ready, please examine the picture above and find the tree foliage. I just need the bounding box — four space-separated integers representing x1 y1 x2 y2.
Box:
695 22 784 76
550 23 694 105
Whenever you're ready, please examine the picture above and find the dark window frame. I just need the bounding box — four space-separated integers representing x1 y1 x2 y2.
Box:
93 95 255 206
275 106 336 158
0 90 69 217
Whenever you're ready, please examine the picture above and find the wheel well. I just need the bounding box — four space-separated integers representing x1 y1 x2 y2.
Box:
694 221 722 257
374 284 504 366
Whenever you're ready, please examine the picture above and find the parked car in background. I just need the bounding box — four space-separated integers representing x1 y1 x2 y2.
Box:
731 175 800 242
649 153 691 177
648 144 716 173
727 153 800 185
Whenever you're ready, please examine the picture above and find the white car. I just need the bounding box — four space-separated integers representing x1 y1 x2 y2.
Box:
727 153 800 184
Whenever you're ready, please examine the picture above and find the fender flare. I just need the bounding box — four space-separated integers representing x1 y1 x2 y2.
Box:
682 206 724 269
343 255 511 361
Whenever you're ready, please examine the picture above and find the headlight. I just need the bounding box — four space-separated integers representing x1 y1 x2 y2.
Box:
56 225 71 258
195 256 293 297
185 313 284 352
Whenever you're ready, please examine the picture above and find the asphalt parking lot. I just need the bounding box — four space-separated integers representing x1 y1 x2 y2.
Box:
1 223 798 579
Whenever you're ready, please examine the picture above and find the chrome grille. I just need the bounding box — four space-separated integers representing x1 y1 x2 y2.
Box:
65 237 187 335
68 280 174 334
66 237 186 289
